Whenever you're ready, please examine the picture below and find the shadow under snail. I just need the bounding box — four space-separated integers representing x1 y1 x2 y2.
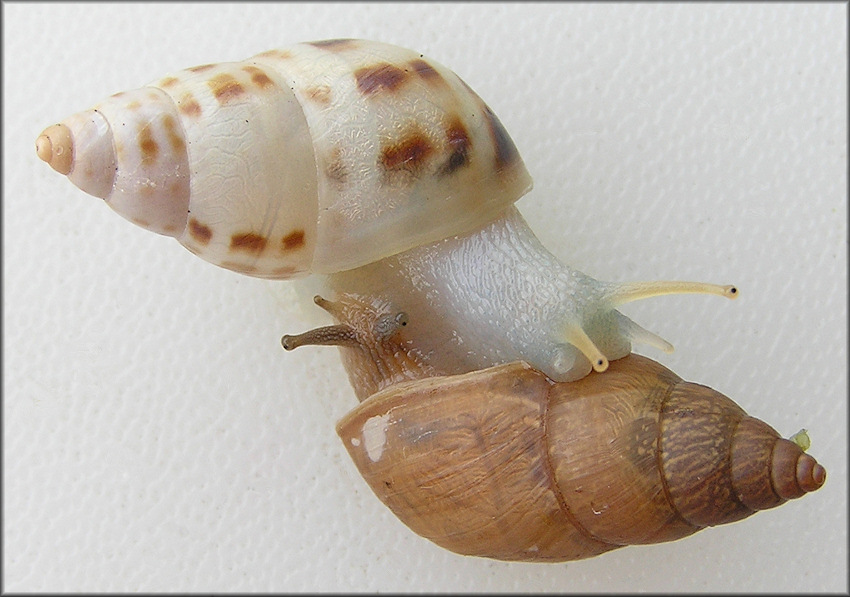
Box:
36 38 825 562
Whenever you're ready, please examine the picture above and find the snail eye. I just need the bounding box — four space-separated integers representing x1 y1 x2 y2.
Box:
374 311 409 340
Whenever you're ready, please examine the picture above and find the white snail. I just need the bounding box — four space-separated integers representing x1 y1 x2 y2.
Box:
37 38 738 382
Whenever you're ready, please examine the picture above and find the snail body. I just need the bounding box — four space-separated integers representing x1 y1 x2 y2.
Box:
316 205 735 381
37 39 825 562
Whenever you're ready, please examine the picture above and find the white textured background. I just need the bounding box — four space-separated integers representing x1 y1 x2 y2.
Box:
4 3 846 592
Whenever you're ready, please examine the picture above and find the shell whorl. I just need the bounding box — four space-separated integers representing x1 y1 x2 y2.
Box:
36 39 532 279
335 354 825 562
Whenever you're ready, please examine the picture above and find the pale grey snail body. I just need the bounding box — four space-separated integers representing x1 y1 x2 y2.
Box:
37 38 825 562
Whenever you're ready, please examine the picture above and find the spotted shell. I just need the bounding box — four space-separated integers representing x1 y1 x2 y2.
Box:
37 39 533 279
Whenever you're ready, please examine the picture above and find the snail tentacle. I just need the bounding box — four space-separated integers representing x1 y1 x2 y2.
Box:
615 312 676 353
600 280 738 309
561 326 609 373
281 324 358 350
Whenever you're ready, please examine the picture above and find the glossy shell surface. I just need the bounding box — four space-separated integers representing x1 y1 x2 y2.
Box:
39 39 532 278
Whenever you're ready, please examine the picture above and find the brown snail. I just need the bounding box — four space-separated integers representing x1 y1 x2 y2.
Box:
282 293 825 562
35 38 826 563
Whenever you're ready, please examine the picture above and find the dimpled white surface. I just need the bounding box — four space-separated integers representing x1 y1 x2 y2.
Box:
4 3 846 592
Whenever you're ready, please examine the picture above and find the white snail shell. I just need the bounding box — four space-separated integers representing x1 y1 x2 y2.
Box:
36 38 532 279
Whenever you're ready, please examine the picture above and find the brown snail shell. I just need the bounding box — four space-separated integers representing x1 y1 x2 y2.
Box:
336 354 825 562
284 295 826 562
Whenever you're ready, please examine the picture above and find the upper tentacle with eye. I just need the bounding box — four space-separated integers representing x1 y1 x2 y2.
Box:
283 294 432 401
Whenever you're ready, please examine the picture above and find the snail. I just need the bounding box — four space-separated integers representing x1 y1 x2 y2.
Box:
36 38 825 562
35 37 738 381
283 294 825 561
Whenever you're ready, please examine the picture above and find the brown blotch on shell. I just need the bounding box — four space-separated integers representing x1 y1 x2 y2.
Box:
305 85 332 105
457 78 519 168
209 74 246 104
409 59 446 86
355 63 409 96
381 131 434 172
256 49 292 61
230 232 268 254
242 65 275 89
178 92 202 118
188 218 213 245
125 100 142 111
158 76 180 88
323 147 348 184
440 117 472 175
168 180 185 198
220 261 259 274
138 125 159 166
281 230 306 251
162 115 185 154
188 63 216 74
271 265 298 277
325 159 348 184
482 103 520 169
308 39 357 51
